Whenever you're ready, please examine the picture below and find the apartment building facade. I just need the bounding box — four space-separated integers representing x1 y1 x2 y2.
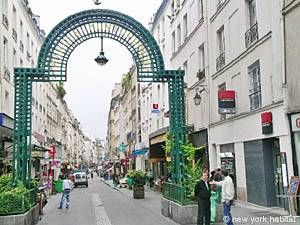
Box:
148 0 294 209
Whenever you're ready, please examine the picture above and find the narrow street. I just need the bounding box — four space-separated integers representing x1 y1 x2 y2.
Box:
38 177 178 225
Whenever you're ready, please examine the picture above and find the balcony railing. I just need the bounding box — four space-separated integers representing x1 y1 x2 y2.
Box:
216 52 225 71
196 69 205 81
2 14 9 29
245 23 258 48
12 28 18 42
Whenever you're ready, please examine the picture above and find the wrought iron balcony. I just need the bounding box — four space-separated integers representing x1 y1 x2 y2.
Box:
12 28 18 42
216 52 225 71
197 69 205 81
245 23 258 48
2 14 8 29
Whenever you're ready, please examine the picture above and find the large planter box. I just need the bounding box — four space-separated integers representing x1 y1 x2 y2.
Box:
133 186 145 199
161 197 223 225
0 204 39 225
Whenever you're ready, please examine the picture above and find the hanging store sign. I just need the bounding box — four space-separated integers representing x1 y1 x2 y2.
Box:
218 90 236 114
291 113 300 132
151 103 160 113
261 112 273 134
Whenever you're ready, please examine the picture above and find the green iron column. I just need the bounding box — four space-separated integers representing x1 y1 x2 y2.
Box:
13 72 33 185
168 71 186 184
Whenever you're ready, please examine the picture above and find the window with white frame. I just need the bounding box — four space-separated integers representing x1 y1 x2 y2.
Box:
183 14 188 40
171 0 175 15
12 5 17 29
3 37 8 68
157 24 160 43
162 17 165 39
248 60 261 110
2 0 8 15
198 0 204 19
172 31 176 53
177 24 181 48
26 33 30 50
183 60 188 76
199 44 205 72
20 20 24 39
217 25 225 54
247 0 257 27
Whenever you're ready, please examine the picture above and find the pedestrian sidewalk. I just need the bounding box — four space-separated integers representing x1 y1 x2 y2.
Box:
101 178 300 225
100 178 165 217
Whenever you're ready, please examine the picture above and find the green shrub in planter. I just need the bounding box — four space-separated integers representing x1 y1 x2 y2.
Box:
126 170 147 187
0 187 30 215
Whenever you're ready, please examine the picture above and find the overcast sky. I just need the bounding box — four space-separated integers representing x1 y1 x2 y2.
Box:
29 0 161 139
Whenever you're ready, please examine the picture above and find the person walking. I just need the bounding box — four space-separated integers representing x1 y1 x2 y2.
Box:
213 169 235 225
58 175 73 209
195 171 211 225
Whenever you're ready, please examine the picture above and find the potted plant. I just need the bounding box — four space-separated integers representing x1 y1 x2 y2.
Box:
126 170 147 199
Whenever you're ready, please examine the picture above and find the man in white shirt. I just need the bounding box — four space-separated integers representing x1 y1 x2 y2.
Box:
58 175 73 209
213 169 235 225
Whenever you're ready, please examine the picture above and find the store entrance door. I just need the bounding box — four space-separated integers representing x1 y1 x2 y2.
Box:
273 140 286 209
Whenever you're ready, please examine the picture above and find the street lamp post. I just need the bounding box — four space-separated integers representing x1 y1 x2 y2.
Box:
193 85 207 106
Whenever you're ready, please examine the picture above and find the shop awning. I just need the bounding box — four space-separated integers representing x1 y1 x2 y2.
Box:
132 148 148 156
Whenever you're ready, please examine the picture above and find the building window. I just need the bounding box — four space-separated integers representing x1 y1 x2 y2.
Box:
26 33 30 51
198 0 204 20
172 31 176 53
157 25 160 43
218 82 226 120
2 0 8 15
247 0 257 27
183 61 188 76
12 6 17 29
216 26 225 71
162 17 165 39
3 37 8 68
197 44 205 80
171 0 175 15
183 14 188 40
177 24 181 48
245 0 258 48
248 60 261 110
20 20 24 40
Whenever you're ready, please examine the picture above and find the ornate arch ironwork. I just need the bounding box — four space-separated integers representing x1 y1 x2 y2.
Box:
13 9 186 186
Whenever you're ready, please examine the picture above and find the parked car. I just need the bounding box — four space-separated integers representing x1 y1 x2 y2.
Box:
73 172 88 188
119 177 127 188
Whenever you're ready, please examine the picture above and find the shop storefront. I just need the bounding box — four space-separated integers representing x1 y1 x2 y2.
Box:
290 113 300 214
0 113 14 176
149 128 168 179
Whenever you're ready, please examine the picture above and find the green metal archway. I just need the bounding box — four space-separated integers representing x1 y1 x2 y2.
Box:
13 9 186 185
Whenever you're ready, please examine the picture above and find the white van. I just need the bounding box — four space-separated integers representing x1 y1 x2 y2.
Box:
73 172 88 188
